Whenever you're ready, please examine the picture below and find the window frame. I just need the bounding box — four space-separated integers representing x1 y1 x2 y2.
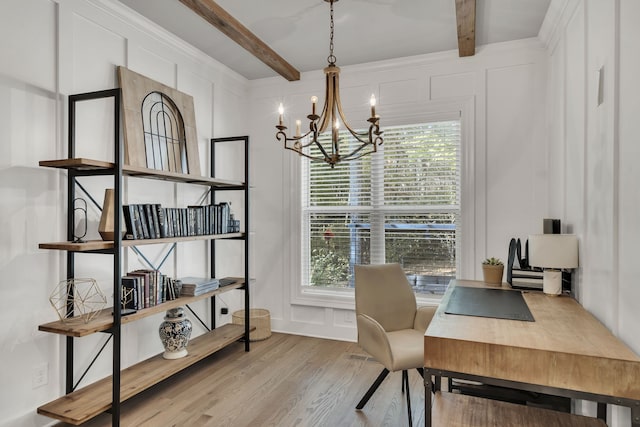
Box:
286 98 476 310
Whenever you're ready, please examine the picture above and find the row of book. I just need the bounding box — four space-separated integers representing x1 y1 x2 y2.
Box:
120 272 228 311
121 269 181 310
122 202 239 240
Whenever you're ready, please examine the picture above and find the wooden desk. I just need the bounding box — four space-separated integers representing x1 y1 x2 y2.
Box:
424 280 640 426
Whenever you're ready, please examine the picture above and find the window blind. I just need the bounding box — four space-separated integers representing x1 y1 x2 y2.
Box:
302 120 461 294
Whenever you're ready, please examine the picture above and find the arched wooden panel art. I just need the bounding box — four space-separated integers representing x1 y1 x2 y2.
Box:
141 91 187 173
117 66 201 175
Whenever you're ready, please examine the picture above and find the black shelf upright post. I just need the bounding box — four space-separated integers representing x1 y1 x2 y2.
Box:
242 136 249 352
65 94 77 395
65 89 123 425
210 136 250 350
111 87 123 427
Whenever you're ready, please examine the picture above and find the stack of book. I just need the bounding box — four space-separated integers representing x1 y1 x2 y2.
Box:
179 277 220 296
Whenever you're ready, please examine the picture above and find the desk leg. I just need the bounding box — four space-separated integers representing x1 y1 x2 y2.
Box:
632 404 640 427
596 403 606 422
424 372 433 427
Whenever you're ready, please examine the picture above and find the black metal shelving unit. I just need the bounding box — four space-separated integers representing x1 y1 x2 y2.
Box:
36 90 250 426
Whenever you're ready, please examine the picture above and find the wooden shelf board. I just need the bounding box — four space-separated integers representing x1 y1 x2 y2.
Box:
38 278 245 337
122 164 243 188
39 240 114 251
121 233 245 247
37 323 251 425
39 233 245 252
39 158 114 170
432 392 606 427
39 158 244 188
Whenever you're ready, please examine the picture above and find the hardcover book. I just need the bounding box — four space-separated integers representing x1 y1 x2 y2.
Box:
121 276 140 310
122 205 138 240
137 205 150 239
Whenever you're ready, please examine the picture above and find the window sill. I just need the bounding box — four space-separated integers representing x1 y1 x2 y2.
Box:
291 286 443 310
292 287 356 310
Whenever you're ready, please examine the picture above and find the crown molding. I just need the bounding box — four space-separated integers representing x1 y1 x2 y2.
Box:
539 0 581 53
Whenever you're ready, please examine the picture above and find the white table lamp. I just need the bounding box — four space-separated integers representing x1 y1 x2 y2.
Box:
528 234 579 295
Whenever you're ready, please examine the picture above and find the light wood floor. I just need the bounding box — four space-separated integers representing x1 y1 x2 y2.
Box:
62 333 425 427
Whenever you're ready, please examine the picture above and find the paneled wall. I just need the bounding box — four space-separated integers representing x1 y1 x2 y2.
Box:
542 0 640 425
0 0 249 425
12 0 639 424
248 40 549 341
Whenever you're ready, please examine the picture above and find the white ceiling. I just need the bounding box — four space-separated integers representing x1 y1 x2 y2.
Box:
118 0 552 81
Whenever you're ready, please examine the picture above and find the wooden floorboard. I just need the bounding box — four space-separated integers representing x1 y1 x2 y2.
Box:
55 333 425 427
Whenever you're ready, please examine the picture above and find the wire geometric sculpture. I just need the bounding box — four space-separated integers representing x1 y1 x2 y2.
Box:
49 278 107 323
73 198 88 243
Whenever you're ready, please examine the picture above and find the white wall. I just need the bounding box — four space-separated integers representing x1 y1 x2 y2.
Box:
542 0 640 425
248 40 549 341
0 0 249 425
11 0 637 424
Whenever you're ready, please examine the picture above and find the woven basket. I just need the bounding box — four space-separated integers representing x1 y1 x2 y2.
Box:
232 308 271 341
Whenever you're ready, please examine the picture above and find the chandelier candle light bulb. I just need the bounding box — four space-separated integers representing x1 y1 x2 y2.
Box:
274 0 383 168
278 103 284 126
370 94 376 117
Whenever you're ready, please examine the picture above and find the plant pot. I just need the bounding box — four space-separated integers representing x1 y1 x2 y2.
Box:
482 264 504 285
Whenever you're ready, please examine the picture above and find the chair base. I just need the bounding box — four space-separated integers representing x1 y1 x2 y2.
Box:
356 368 425 426
355 368 389 410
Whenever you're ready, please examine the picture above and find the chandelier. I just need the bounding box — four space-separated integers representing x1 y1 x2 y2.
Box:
275 0 383 168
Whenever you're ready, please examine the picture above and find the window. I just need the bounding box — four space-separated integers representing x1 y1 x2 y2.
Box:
301 120 461 296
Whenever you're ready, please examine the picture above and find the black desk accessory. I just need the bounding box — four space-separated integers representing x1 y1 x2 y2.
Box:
445 286 535 322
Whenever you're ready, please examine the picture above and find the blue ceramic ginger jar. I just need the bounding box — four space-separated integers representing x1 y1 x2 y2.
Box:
159 307 192 359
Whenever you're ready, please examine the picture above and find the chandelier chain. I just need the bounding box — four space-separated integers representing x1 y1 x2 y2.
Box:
328 0 336 65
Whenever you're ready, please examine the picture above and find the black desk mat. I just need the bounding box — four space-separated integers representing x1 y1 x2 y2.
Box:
444 286 535 321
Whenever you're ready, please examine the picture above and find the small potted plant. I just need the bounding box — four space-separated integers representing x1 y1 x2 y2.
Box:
482 257 504 285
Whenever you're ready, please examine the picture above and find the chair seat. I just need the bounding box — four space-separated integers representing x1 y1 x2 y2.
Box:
386 328 424 371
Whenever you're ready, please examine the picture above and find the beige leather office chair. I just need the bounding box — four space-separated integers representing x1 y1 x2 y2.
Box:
354 263 437 426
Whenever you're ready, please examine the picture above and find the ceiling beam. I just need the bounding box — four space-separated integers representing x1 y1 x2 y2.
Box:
455 0 476 57
179 0 301 81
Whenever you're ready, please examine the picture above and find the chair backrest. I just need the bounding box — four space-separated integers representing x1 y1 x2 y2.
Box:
354 263 417 332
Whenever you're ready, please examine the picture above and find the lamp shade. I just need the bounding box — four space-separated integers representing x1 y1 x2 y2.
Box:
528 234 579 269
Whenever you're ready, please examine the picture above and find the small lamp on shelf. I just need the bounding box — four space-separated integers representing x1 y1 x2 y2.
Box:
528 234 579 295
